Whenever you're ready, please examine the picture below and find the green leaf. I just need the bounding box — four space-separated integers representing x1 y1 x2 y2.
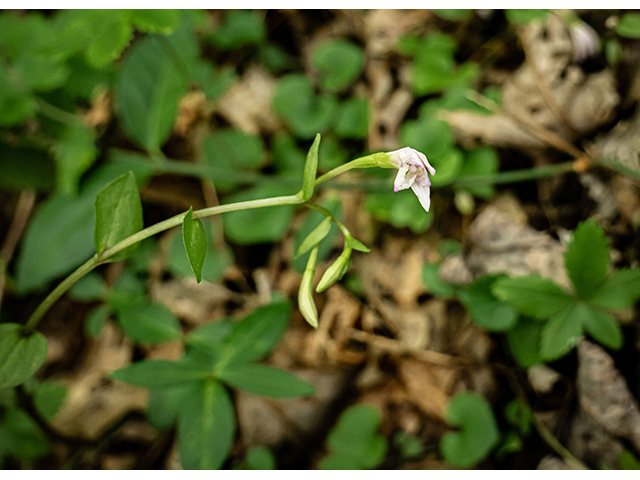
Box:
400 115 454 161
296 217 332 258
208 10 265 50
0 69 37 126
69 272 106 301
565 220 610 298
619 451 640 470
84 10 133 67
273 74 337 139
0 324 48 389
178 379 235 470
169 229 231 284
85 304 111 338
217 363 314 398
588 269 640 310
0 408 50 460
393 432 425 459
116 36 186 151
365 189 434 233
186 321 234 367
320 405 387 470
147 383 191 430
301 133 321 201
616 13 640 38
411 33 478 96
223 184 296 244
318 135 348 171
504 399 532 436
0 144 54 192
422 263 457 298
440 392 499 468
111 359 208 387
52 124 99 194
334 97 369 139
216 302 291 367
94 171 143 261
182 207 207 283
458 276 519 331
457 147 499 198
312 39 365 92
582 306 622 350
243 446 276 470
505 9 550 25
15 193 95 293
506 317 543 368
33 381 67 420
117 301 182 344
129 9 180 34
492 275 574 320
204 129 264 175
540 304 584 361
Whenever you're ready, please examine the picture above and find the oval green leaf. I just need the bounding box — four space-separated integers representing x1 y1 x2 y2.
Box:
182 207 207 283
0 324 48 389
94 171 143 261
216 363 315 399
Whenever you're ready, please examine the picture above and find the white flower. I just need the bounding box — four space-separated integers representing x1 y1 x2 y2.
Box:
569 20 600 63
388 147 436 213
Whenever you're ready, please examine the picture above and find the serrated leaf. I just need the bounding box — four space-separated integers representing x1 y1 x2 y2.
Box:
588 269 640 310
94 171 143 261
312 39 364 92
582 306 622 350
506 317 543 368
492 275 574 320
0 324 48 389
111 359 208 387
182 207 207 283
217 363 314 398
117 301 182 344
540 304 584 361
440 392 499 468
116 36 186 151
565 220 610 298
178 379 235 470
216 302 291 367
129 9 180 34
458 275 518 331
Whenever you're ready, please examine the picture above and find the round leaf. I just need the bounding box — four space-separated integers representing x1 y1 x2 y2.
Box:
440 392 499 468
312 39 364 92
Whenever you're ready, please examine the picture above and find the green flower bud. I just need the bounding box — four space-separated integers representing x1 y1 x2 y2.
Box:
298 246 319 328
316 246 352 293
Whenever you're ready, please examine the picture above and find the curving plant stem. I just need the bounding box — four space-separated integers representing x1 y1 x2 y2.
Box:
22 194 303 335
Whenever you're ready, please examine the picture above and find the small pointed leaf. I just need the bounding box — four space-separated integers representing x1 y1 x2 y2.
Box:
216 363 315 398
182 207 207 283
296 216 331 258
565 220 610 298
301 134 321 201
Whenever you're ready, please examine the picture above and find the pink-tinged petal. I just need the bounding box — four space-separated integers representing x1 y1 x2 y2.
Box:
410 182 431 212
394 166 415 192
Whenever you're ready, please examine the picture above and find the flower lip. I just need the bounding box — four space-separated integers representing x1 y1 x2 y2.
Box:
388 147 435 213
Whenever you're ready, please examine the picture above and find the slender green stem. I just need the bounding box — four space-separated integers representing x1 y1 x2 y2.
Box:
452 161 577 187
24 194 303 333
36 99 81 126
23 255 100 335
532 414 588 470
304 202 351 238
